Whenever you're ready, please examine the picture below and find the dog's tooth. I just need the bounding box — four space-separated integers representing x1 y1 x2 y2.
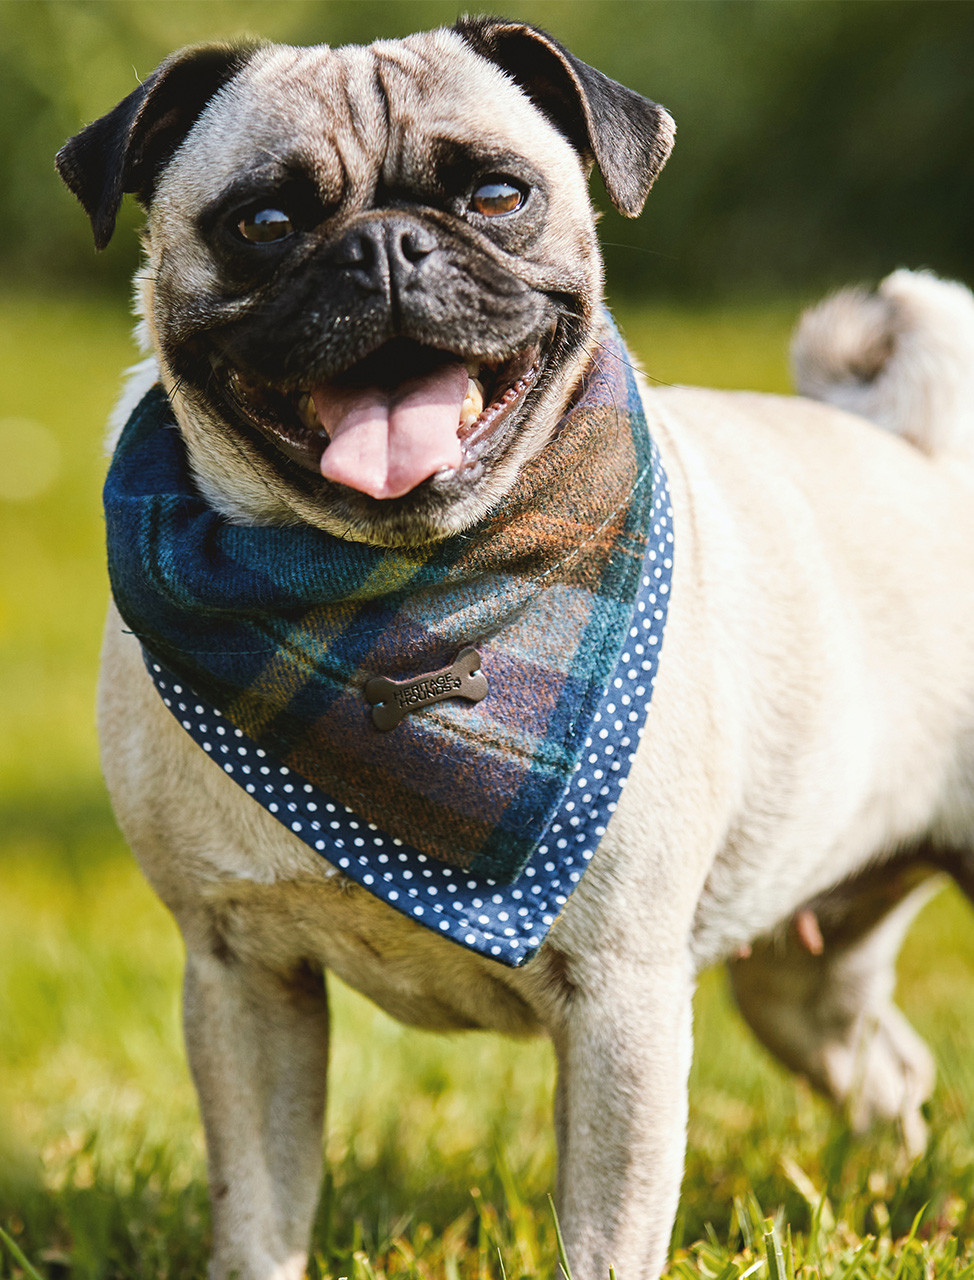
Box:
460 376 484 429
297 392 318 431
465 359 482 378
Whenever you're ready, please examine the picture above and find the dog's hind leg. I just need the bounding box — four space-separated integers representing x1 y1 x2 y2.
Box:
182 926 329 1280
728 860 939 1157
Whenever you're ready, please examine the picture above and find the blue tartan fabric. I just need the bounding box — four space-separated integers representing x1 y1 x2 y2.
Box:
143 451 671 968
103 317 661 884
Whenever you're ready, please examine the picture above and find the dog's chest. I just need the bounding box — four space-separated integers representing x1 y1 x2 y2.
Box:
206 869 546 1034
100 619 546 1033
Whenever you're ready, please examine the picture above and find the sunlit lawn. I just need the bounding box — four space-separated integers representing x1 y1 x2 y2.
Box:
2 290 973 1279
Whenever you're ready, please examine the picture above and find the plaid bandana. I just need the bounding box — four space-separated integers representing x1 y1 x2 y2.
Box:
104 319 673 962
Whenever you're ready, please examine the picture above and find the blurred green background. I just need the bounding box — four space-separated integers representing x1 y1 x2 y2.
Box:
2 0 974 301
2 2 974 1276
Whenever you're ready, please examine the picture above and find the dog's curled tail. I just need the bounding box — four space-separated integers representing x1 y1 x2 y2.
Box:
791 269 974 456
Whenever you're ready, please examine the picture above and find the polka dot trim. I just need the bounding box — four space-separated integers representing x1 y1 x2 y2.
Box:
146 444 672 968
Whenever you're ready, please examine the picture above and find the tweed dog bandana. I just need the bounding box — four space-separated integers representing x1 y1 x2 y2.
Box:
104 319 673 965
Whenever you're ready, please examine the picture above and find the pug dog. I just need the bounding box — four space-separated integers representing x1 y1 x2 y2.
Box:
56 17 974 1280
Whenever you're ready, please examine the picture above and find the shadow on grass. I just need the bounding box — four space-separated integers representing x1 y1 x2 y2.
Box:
0 1146 210 1280
0 1132 552 1280
5 1111 974 1280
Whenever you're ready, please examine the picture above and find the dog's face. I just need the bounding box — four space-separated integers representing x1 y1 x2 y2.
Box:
58 19 673 546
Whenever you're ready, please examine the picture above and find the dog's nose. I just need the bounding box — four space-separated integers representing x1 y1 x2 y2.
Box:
328 218 438 294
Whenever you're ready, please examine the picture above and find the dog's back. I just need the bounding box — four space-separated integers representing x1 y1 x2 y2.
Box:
643 271 974 963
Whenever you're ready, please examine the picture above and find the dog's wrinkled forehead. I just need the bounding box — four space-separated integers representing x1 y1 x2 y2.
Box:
158 29 583 214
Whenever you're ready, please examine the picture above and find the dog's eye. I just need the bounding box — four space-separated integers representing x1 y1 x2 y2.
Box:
470 179 525 217
237 208 295 243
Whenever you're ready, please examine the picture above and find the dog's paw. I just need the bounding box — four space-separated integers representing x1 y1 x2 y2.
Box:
820 1003 935 1159
208 1250 308 1280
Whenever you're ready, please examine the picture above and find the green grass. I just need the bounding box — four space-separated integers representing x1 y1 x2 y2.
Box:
1 290 973 1279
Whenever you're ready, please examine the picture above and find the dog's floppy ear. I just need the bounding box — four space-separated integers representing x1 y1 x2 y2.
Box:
454 17 674 217
56 43 257 250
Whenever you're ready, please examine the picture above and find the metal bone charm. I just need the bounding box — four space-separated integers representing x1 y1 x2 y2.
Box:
364 647 488 731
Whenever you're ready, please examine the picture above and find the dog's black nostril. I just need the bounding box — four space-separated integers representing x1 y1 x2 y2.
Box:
396 225 437 264
331 230 379 271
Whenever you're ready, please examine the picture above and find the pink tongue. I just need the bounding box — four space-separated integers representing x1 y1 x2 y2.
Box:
313 361 468 499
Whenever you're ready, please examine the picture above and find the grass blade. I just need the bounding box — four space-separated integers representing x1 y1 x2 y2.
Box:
0 1224 45 1280
548 1194 575 1280
763 1217 787 1280
735 1197 755 1253
890 1206 926 1280
832 1235 876 1280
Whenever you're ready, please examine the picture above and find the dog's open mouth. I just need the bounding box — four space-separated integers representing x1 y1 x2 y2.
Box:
213 339 543 500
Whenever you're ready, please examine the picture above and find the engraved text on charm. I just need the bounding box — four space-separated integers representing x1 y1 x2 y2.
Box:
364 647 488 731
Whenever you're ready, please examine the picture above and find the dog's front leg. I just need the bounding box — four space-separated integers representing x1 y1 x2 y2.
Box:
551 950 694 1280
182 938 329 1280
